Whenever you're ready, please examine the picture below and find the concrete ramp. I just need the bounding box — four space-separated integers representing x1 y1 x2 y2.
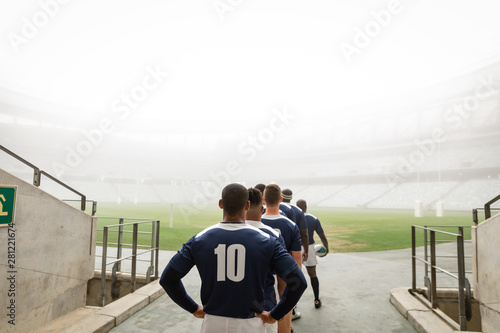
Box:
0 169 96 333
109 249 417 333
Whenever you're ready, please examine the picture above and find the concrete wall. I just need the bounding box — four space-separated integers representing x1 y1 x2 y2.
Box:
86 273 148 306
0 169 96 333
472 211 500 333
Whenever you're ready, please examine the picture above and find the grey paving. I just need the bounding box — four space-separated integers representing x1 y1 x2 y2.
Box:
110 248 420 333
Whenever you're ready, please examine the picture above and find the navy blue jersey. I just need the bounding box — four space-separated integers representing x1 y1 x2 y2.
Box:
279 202 307 230
246 220 286 248
305 213 324 245
261 215 302 252
167 222 297 318
246 220 286 311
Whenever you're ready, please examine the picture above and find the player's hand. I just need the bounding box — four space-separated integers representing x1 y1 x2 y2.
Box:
255 311 277 324
302 251 308 262
192 305 205 319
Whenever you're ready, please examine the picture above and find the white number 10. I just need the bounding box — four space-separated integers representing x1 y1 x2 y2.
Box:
214 244 246 282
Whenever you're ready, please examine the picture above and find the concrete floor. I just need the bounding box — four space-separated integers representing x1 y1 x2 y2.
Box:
108 248 420 333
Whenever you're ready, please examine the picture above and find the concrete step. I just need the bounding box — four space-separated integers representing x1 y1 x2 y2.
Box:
32 279 165 333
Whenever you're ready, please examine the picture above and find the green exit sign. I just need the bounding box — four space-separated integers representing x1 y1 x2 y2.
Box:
0 186 17 225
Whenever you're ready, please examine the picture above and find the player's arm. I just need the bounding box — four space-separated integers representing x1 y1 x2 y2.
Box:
291 224 304 265
160 254 204 317
318 232 329 255
297 212 309 260
269 258 307 320
316 220 329 254
291 250 302 267
299 228 309 261
257 266 306 323
276 249 301 297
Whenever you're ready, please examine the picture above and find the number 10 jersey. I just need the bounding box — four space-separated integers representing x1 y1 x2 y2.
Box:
167 222 297 318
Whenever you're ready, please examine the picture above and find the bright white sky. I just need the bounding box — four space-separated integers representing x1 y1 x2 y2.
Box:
1 0 500 129
0 0 500 187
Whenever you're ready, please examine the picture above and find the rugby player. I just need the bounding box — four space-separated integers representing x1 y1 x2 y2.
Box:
160 183 306 333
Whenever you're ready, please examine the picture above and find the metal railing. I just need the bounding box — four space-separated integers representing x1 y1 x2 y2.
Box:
411 225 471 331
63 199 97 216
96 217 160 307
473 193 500 224
484 194 500 220
0 145 87 211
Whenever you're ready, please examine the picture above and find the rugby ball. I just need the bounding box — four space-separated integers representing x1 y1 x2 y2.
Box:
314 244 327 257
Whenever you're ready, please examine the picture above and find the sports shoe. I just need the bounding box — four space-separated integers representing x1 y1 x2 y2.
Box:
291 308 301 320
314 299 322 308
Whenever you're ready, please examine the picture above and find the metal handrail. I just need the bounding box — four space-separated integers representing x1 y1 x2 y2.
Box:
63 199 97 216
412 225 470 331
0 144 87 212
484 194 500 220
97 217 160 307
472 194 500 225
413 225 461 236
39 170 86 211
0 144 40 185
473 205 500 224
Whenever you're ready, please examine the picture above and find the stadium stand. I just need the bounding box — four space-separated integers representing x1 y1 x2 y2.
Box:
1 55 499 212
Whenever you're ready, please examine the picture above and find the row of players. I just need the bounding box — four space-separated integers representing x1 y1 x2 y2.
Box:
160 183 330 333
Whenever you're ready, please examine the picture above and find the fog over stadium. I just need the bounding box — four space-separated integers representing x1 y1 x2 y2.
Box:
1 0 499 210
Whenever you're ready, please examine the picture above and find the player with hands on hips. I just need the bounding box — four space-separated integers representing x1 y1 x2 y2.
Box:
160 183 307 333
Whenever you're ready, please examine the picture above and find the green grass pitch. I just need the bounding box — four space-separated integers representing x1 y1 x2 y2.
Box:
94 203 475 253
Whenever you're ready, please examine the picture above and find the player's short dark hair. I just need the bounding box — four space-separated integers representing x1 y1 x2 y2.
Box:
221 183 249 216
264 184 281 206
248 187 263 208
296 199 307 213
254 183 266 194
